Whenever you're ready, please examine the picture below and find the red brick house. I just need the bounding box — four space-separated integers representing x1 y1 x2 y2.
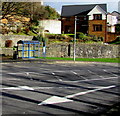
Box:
61 4 108 42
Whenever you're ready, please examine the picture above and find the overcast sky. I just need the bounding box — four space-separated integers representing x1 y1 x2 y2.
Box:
43 0 119 14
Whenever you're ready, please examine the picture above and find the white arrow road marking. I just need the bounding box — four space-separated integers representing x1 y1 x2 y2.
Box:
38 85 116 105
38 96 73 105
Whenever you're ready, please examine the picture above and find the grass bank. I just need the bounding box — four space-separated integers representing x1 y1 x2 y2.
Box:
39 57 120 63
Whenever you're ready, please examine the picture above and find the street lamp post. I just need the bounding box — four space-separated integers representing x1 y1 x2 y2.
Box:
73 16 77 61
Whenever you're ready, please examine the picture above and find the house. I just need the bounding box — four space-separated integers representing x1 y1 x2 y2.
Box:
106 12 118 42
111 11 120 24
61 4 107 41
106 11 120 42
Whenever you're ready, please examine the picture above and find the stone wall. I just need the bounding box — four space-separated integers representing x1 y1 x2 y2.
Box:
0 48 13 56
46 43 119 58
1 42 119 58
0 35 33 47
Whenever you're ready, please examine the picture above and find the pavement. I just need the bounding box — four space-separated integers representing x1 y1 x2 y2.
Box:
0 56 119 66
1 59 120 116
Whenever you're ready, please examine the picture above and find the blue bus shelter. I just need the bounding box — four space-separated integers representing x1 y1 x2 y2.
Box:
17 40 41 58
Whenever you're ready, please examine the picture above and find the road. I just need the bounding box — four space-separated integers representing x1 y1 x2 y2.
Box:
1 62 120 115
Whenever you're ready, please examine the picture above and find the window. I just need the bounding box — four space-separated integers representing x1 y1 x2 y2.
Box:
66 17 70 21
65 25 71 33
93 25 102 31
93 14 102 20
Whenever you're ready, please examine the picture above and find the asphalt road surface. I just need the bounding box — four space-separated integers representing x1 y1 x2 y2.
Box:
1 62 120 116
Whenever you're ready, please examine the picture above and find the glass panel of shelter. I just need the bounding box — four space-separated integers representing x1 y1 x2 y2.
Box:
17 41 41 58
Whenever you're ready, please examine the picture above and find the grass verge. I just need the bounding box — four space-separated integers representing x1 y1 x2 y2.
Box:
39 57 120 63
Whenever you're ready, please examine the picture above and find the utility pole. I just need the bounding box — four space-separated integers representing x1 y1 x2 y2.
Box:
73 16 77 61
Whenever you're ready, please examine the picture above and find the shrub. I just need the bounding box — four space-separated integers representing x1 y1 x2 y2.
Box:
17 27 22 33
25 27 30 34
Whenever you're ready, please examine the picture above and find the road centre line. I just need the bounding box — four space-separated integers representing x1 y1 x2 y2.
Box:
38 85 116 105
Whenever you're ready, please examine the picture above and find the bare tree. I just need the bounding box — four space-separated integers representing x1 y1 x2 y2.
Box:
2 2 28 19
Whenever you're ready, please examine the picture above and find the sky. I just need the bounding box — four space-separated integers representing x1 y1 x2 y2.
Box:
43 0 120 14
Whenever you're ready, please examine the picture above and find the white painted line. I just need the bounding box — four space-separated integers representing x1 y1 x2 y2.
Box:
2 86 34 90
103 69 118 77
18 86 34 90
88 70 95 74
88 70 105 79
66 85 115 98
38 85 116 105
61 77 118 83
103 69 107 72
1 86 75 90
99 76 104 78
52 72 55 75
2 87 21 90
2 78 21 81
71 71 87 80
8 72 40 75
52 72 63 81
71 71 78 75
8 72 24 75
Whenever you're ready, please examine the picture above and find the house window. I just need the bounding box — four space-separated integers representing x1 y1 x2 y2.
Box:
93 14 102 20
66 17 70 21
65 25 71 33
93 25 102 31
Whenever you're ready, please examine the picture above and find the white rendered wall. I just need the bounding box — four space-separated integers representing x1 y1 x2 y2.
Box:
88 5 106 20
39 20 61 34
107 15 117 25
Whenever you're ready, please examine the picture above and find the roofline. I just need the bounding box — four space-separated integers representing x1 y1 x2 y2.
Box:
62 3 107 7
112 11 120 14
